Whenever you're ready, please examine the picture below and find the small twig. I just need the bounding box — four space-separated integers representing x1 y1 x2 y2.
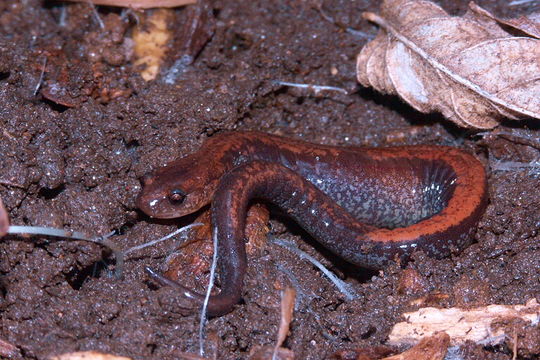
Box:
275 263 339 341
272 237 359 301
0 179 26 189
33 57 47 96
199 227 219 357
273 80 348 95
0 197 8 237
477 130 540 150
388 299 540 347
345 27 375 38
512 326 518 360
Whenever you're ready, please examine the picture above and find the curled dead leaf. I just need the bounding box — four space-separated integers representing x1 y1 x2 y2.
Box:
249 288 296 360
467 2 540 39
357 0 540 129
275 287 296 353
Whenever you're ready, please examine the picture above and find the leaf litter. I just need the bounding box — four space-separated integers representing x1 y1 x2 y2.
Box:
357 0 540 128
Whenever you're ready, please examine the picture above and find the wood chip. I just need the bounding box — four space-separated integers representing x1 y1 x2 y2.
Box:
62 0 196 10
132 9 175 81
50 351 132 360
383 332 449 360
388 298 540 347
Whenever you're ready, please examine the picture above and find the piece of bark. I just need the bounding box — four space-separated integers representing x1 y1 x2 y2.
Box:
133 2 215 83
388 298 540 347
174 0 215 63
357 0 540 129
133 9 175 81
61 0 196 9
162 0 216 84
331 346 395 360
383 332 449 360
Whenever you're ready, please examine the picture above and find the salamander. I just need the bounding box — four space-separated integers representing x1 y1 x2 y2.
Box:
137 131 488 316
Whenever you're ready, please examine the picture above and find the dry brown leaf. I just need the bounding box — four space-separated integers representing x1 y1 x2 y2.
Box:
357 0 540 129
62 0 196 9
248 287 296 360
275 287 296 351
0 197 8 238
50 351 132 360
467 2 540 39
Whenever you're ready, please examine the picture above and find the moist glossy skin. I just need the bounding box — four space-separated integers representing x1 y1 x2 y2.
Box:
137 131 488 316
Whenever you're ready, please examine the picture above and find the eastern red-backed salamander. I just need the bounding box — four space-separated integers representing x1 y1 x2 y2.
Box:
137 131 488 316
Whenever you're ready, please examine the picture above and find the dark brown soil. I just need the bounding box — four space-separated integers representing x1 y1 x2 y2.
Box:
1 0 539 359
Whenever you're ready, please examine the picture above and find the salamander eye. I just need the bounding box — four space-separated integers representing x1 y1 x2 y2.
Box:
168 189 186 204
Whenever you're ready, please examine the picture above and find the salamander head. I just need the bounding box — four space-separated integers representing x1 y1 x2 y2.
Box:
137 154 223 219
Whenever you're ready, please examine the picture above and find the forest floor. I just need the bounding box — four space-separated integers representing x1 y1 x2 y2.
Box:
0 0 539 359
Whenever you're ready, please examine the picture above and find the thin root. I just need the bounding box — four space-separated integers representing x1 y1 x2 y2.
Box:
199 227 219 357
272 237 359 301
6 225 123 278
33 57 47 96
87 0 105 29
273 80 348 95
123 222 203 256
